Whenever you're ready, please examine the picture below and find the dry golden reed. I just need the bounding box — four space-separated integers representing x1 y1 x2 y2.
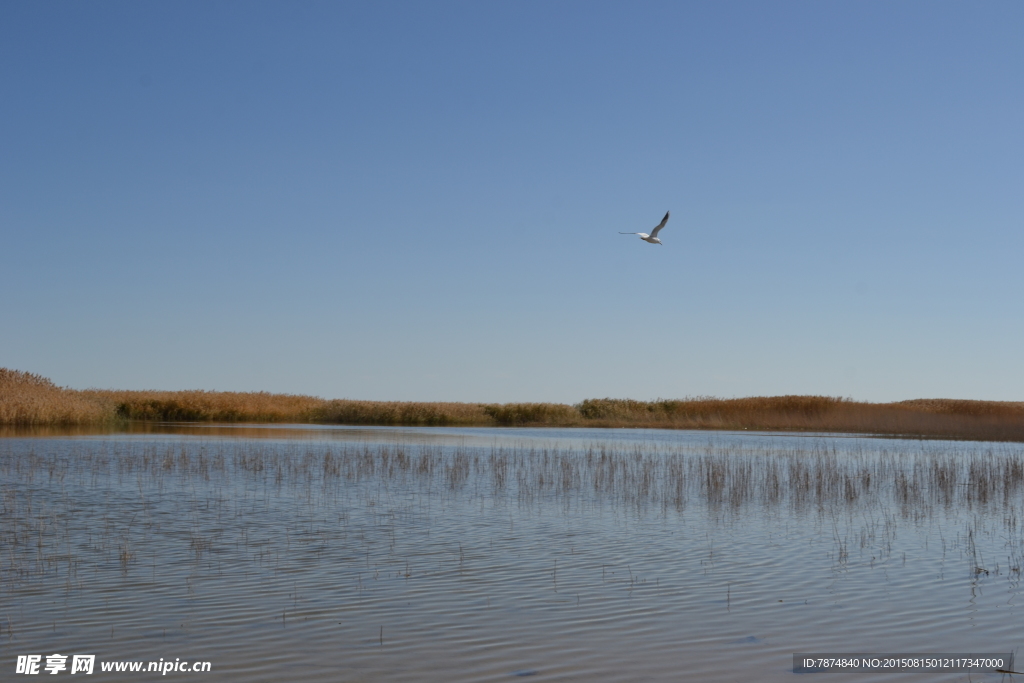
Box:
0 369 112 425
2 368 1023 441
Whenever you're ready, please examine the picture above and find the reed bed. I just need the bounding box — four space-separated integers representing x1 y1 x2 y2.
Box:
4 439 1023 520
575 396 1024 441
3 368 1024 441
0 369 112 425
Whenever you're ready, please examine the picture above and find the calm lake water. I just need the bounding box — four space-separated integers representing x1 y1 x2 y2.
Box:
2 425 1022 681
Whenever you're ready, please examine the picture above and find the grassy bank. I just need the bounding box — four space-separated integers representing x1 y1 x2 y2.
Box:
2 368 1023 441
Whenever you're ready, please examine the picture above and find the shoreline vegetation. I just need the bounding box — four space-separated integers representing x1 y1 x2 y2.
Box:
2 367 1023 442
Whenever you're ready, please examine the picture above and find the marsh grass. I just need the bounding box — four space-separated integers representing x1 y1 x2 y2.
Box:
3 368 1024 441
6 438 1023 519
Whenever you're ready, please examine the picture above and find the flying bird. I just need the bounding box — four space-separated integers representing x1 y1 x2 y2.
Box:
620 211 670 245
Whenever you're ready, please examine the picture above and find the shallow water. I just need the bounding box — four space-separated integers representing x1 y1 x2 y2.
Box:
2 425 1022 681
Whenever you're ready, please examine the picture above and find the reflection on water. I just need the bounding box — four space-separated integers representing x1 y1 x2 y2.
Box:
2 427 1022 681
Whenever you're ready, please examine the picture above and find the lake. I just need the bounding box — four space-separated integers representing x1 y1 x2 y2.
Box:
2 425 1021 681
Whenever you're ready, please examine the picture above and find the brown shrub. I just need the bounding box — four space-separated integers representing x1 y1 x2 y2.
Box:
80 389 326 423
313 399 490 426
482 402 580 426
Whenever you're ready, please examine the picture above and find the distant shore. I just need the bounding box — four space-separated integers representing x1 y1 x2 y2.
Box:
2 367 1023 442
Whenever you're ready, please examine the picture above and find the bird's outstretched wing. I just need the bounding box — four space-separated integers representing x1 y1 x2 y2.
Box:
649 211 670 238
619 232 642 235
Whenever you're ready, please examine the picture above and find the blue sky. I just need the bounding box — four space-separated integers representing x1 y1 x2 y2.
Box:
2 1 1022 402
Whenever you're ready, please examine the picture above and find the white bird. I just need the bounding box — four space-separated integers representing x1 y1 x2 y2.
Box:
620 211 670 245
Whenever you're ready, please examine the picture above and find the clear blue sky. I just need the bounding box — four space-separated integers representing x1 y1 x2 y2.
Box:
2 1 1022 403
